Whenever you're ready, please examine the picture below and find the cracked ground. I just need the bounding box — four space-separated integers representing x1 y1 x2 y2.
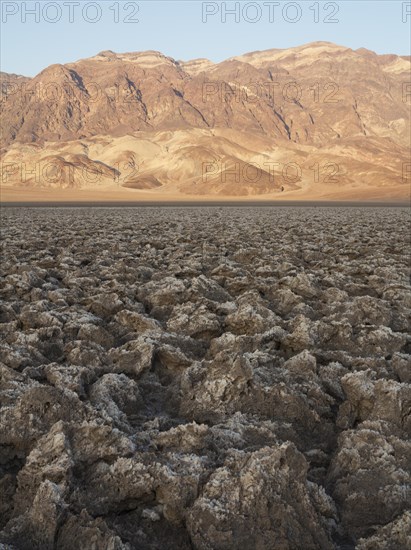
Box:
0 206 410 549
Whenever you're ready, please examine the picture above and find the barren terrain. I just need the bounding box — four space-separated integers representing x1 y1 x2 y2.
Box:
1 42 410 201
0 206 410 549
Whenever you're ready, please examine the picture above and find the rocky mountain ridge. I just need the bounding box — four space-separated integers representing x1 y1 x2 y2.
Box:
1 42 409 199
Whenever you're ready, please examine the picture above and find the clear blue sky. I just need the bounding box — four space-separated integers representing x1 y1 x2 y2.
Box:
1 1 410 76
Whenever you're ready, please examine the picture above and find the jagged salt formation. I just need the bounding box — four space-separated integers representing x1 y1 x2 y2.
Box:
0 206 410 549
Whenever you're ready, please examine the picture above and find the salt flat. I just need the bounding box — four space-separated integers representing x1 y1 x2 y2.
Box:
0 207 410 549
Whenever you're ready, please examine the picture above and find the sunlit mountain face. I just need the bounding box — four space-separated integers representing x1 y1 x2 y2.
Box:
1 42 409 200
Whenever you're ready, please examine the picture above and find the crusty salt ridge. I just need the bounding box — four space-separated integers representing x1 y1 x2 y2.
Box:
0 206 409 549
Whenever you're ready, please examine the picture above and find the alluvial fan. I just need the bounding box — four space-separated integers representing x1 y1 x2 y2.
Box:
0 206 410 550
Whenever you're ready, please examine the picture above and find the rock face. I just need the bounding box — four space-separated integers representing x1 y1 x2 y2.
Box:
0 206 410 549
1 42 410 198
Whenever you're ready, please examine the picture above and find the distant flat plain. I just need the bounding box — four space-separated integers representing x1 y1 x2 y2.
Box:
1 201 408 208
1 184 409 207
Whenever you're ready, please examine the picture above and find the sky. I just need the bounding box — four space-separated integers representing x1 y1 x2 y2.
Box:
1 1 410 76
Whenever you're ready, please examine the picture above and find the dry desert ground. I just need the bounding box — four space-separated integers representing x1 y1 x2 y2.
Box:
0 205 410 549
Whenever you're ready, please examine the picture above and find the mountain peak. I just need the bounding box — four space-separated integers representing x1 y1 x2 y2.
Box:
1 42 409 200
88 49 178 68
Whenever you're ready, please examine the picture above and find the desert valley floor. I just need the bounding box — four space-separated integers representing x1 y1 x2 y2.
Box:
0 206 410 549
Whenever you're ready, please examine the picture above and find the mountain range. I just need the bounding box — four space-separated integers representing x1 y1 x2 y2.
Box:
1 42 410 201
